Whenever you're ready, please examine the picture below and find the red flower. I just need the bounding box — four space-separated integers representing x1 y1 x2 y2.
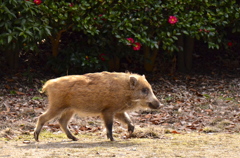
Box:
204 29 210 33
69 3 74 7
133 42 141 51
227 42 233 47
127 38 134 43
94 14 107 21
126 38 141 50
34 0 42 5
199 29 210 33
168 16 178 24
99 53 106 61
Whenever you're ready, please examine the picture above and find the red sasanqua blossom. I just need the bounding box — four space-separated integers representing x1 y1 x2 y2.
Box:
227 42 233 47
99 53 106 61
168 16 178 24
34 0 42 5
133 42 141 51
126 38 135 45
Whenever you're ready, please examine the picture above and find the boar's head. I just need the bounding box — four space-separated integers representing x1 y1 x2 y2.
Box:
130 75 161 109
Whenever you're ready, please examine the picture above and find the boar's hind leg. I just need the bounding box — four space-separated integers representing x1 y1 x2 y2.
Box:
34 109 63 141
115 112 134 135
58 109 78 141
101 111 114 141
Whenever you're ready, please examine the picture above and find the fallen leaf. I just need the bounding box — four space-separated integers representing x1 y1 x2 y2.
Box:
15 91 25 95
4 85 11 89
6 79 15 82
176 101 183 104
171 131 181 134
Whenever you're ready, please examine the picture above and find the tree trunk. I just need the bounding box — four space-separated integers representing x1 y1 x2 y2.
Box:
177 35 194 72
50 38 60 57
49 29 66 57
184 36 194 71
177 35 185 72
144 45 159 72
5 47 20 70
108 56 120 71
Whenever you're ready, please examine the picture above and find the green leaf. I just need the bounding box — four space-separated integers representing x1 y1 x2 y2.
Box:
182 30 189 35
154 42 159 49
235 12 239 19
172 36 178 40
26 30 33 37
32 96 43 100
3 6 16 18
7 35 12 43
167 32 171 37
10 90 16 95
45 27 52 36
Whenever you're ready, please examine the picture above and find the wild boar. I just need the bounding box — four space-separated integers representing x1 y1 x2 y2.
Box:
34 71 160 141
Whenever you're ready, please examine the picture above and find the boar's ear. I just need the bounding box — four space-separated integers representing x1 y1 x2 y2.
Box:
142 75 146 78
130 76 138 89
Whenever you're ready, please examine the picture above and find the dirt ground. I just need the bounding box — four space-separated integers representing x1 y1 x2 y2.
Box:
0 65 240 158
1 131 240 158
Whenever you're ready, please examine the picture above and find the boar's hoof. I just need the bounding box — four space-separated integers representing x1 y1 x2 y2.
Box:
108 136 115 141
107 133 115 141
128 125 135 133
34 132 39 142
66 132 78 141
71 137 79 141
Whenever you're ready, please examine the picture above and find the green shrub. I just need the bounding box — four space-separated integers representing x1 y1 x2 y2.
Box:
0 0 51 50
1 0 239 71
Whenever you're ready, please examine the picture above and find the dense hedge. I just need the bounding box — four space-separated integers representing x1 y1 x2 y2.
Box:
0 0 239 72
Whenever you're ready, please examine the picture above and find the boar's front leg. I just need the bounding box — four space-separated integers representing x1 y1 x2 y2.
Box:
58 109 78 141
101 111 114 141
115 112 134 135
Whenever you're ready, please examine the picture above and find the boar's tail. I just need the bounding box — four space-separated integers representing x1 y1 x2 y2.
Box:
40 81 49 94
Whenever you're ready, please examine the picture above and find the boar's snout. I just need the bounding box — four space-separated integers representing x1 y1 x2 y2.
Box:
148 99 161 109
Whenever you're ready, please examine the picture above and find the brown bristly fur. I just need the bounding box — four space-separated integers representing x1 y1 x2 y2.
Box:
34 71 160 141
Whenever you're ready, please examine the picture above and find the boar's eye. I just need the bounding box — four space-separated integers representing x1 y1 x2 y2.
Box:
141 88 149 95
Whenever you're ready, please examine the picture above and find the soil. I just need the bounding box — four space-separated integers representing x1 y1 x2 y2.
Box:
0 49 240 157
1 132 240 158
